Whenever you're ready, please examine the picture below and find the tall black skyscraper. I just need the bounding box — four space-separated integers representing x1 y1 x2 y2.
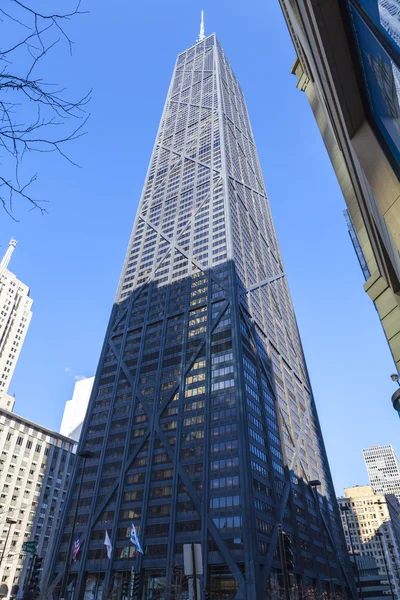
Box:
49 27 354 600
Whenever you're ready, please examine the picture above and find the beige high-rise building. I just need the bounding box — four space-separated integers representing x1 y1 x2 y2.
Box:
338 486 400 598
0 408 76 599
0 239 33 411
278 0 400 378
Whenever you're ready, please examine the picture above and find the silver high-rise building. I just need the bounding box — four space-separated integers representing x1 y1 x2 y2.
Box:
364 445 400 501
49 26 354 600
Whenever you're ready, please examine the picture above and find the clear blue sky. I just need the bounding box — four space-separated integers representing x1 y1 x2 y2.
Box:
2 0 398 496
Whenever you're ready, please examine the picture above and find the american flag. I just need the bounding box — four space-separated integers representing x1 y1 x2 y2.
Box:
72 534 81 562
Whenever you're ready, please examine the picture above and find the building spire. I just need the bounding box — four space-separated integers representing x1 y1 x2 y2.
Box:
198 10 205 41
1 239 17 270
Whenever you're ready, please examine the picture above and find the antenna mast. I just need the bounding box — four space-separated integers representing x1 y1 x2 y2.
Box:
198 11 205 41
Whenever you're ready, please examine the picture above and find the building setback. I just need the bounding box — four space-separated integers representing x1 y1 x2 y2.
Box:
0 240 33 411
0 409 75 599
49 29 354 600
338 486 400 599
364 445 400 501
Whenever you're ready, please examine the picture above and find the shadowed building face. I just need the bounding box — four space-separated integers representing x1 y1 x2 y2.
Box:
49 30 354 600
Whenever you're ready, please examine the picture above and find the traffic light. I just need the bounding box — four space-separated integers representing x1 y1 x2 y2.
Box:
282 533 294 572
122 577 130 597
27 556 43 598
132 570 140 597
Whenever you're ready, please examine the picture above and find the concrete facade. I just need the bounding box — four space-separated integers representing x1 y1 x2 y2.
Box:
60 377 94 442
338 486 400 599
0 240 33 410
279 0 400 373
0 409 75 599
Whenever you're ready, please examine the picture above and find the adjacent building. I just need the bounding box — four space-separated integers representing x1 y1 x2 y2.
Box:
338 486 400 598
278 0 400 375
357 556 391 600
0 409 76 599
60 377 94 442
364 445 400 500
49 26 354 600
0 239 33 411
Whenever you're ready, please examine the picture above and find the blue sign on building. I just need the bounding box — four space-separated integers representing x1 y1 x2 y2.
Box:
348 0 400 171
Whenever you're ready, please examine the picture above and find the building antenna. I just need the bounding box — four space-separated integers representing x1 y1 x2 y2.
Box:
198 10 205 41
0 239 17 270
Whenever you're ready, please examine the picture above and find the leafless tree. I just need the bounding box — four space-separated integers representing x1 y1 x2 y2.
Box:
0 0 90 218
144 565 186 600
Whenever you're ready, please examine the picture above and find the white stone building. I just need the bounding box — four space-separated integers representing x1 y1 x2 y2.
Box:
0 239 33 411
0 408 76 599
364 445 400 501
60 377 94 442
338 485 400 599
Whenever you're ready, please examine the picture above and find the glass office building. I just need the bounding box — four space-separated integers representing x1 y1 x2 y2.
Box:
49 33 354 600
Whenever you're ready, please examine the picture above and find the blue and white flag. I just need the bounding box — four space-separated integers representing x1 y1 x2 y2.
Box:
130 523 143 554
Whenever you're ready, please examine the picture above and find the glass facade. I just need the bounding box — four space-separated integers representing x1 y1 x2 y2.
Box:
49 34 354 599
344 209 371 280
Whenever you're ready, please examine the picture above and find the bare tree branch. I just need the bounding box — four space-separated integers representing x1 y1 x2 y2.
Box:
0 0 90 216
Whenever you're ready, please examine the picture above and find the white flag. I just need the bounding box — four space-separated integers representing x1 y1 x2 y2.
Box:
104 530 112 559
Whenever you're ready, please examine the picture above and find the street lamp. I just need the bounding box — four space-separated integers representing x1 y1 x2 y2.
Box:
0 518 17 568
340 504 363 599
309 481 335 600
376 532 395 600
60 449 94 600
390 374 400 417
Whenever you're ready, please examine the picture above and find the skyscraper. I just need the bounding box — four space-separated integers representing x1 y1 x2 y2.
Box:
0 239 33 411
364 445 400 501
49 28 354 600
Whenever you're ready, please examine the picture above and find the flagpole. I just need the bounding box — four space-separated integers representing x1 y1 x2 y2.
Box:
95 554 102 600
103 528 114 596
94 557 104 600
126 547 129 599
129 522 144 599
60 449 94 600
